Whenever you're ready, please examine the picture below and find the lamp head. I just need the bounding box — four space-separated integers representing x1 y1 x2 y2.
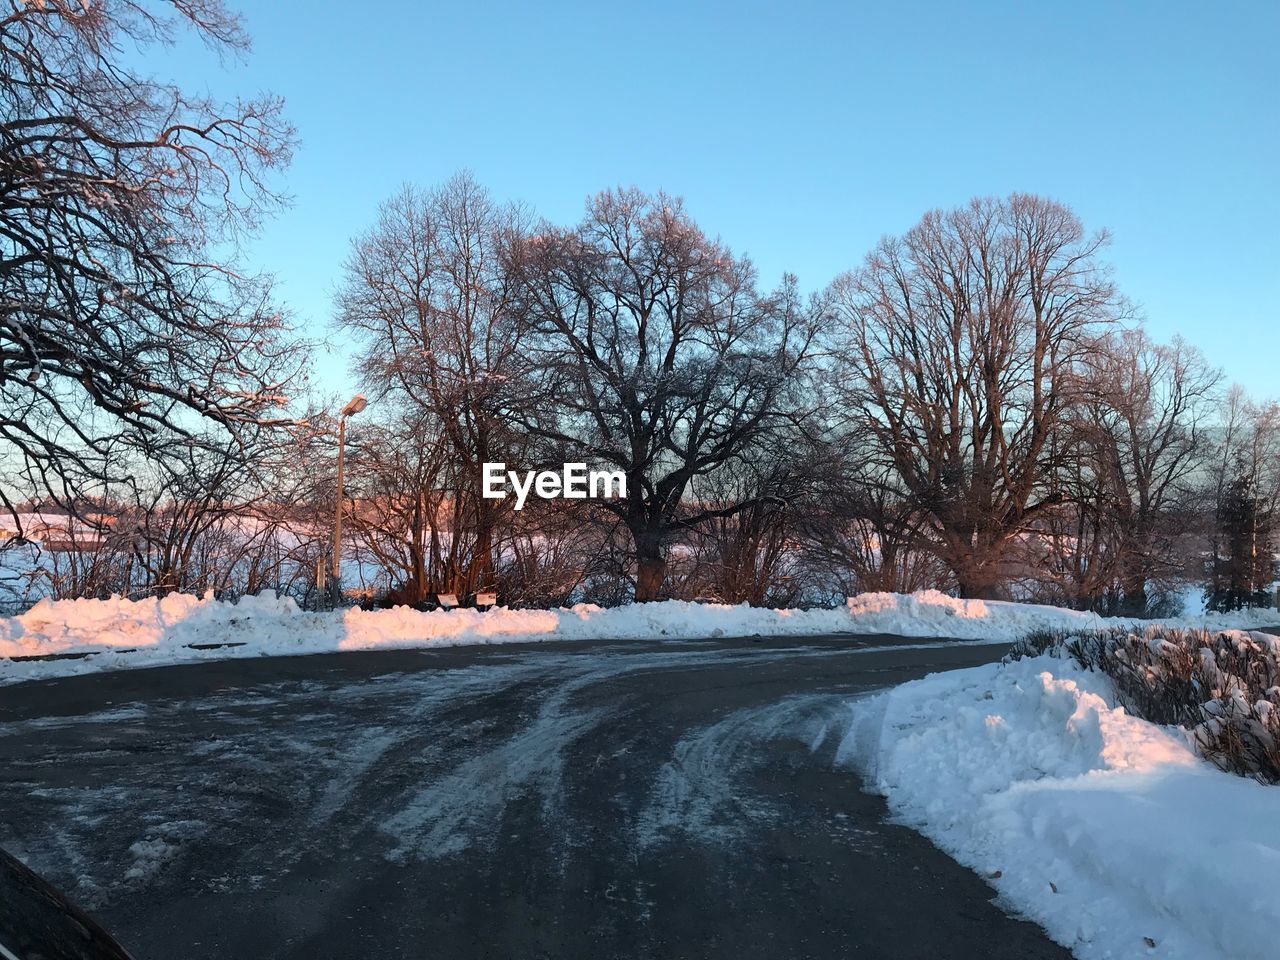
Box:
341 394 368 418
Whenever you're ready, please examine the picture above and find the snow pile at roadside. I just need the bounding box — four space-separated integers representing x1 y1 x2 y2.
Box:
845 588 1277 638
0 593 859 683
839 655 1280 960
2 589 1277 685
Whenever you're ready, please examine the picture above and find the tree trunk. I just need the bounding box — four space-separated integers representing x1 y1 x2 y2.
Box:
633 529 667 602
408 487 429 604
472 521 495 594
1120 572 1148 616
953 558 1002 600
955 577 987 600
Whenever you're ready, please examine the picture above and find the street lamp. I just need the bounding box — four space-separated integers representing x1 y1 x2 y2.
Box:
331 393 368 594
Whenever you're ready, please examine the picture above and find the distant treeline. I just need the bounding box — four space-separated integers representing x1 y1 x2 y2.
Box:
1 4 1274 614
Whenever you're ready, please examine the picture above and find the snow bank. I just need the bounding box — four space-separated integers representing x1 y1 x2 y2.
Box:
2 589 1277 685
845 588 1278 639
841 655 1280 959
0 593 855 683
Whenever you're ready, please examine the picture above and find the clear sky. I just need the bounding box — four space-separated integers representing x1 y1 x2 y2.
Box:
156 0 1278 398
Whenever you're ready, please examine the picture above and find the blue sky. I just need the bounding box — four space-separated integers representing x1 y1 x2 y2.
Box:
158 0 1277 397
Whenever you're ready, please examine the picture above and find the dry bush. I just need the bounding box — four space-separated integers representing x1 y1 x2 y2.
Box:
1012 626 1280 783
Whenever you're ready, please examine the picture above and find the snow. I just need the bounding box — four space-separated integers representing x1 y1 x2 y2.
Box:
2 589 1277 685
638 693 838 848
124 837 179 883
839 654 1280 960
845 588 1277 638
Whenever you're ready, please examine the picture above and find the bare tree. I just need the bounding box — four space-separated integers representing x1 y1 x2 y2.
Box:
494 498 616 608
1071 330 1222 612
0 1 301 531
506 190 818 601
1031 440 1124 610
800 457 946 597
826 194 1118 598
340 413 465 603
1210 388 1280 518
335 174 525 600
1204 388 1280 610
682 448 807 606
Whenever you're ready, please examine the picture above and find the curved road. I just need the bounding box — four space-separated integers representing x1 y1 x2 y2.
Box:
0 635 1071 959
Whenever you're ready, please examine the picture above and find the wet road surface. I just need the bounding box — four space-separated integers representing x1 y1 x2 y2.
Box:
0 634 1072 959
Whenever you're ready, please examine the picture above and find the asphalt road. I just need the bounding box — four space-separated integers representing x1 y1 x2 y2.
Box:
0 635 1073 960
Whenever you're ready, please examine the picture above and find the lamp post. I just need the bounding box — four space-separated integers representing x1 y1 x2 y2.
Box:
331 393 368 597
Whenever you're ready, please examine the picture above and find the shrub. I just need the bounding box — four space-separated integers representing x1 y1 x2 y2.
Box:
1010 626 1280 783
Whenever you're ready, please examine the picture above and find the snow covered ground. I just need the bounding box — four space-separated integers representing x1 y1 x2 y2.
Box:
2 588 1278 684
840 654 1280 960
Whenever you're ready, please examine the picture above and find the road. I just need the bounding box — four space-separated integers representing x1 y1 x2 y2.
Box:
0 634 1072 960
